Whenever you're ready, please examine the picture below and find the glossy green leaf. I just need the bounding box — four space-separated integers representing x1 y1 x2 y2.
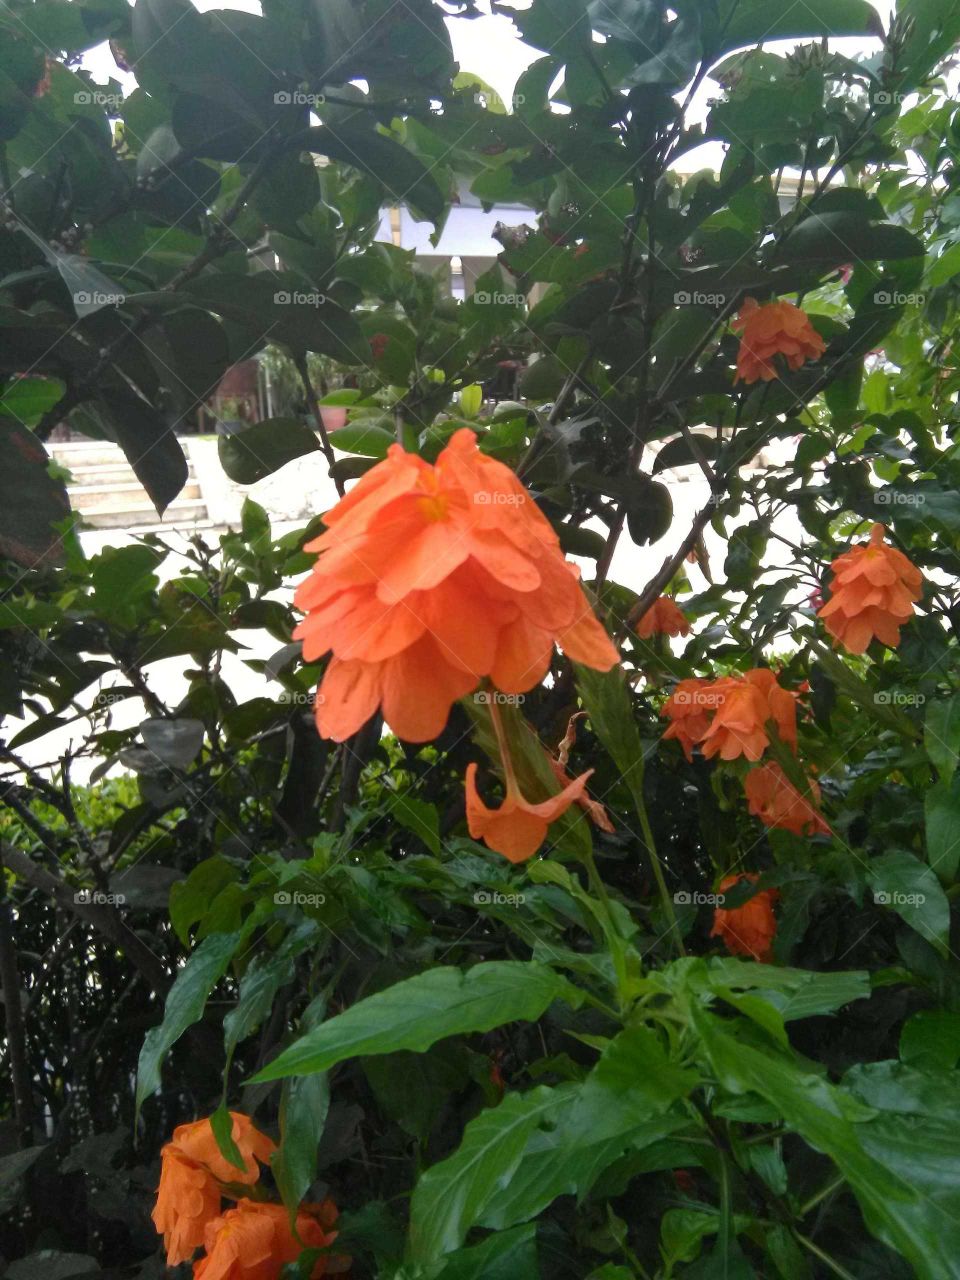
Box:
219 418 321 484
251 962 583 1081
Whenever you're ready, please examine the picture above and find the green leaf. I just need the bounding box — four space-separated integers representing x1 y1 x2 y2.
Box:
251 962 583 1081
136 931 242 1114
219 418 321 484
428 1225 539 1280
710 0 879 60
89 389 188 516
389 794 441 855
0 377 65 427
326 422 395 459
867 851 951 955
0 417 71 568
692 1007 960 1280
298 125 446 225
925 777 960 884
900 1011 960 1072
272 996 330 1216
925 694 960 782
407 1087 563 1263
774 215 924 268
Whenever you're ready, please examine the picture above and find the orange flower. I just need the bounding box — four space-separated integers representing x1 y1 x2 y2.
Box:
661 678 716 761
732 297 826 384
152 1114 276 1266
635 596 691 639
744 763 830 837
170 1113 276 1186
710 873 778 962
194 1199 340 1280
153 1147 221 1266
662 669 796 763
547 753 615 833
817 522 922 654
293 429 618 743
465 760 593 862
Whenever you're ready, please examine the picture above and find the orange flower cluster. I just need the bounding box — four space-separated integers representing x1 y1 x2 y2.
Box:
744 763 829 837
294 429 618 743
152 1113 341 1278
661 669 796 763
661 669 829 841
732 297 826 384
635 596 691 639
710 873 779 962
818 522 922 654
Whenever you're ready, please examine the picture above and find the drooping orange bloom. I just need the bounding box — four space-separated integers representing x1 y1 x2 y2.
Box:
710 872 778 962
817 523 922 654
635 596 691 639
662 670 796 762
168 1113 276 1185
661 678 716 761
194 1199 340 1280
293 429 618 743
744 763 830 837
153 1147 222 1266
152 1113 276 1266
547 754 615 833
465 761 593 862
732 297 826 384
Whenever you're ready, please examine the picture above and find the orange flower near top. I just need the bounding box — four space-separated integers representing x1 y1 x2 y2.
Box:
169 1112 276 1186
732 297 826 384
153 1147 221 1266
635 596 691 640
465 760 593 862
152 1113 276 1266
744 762 830 837
662 670 796 763
194 1199 341 1280
710 872 778 962
293 429 618 743
817 523 922 654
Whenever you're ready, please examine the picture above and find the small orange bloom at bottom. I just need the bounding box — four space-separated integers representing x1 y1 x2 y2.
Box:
194 1199 341 1280
744 763 830 837
635 596 691 640
710 873 778 963
465 761 592 862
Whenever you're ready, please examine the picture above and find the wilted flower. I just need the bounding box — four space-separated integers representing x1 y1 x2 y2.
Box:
744 762 830 837
635 596 691 639
465 760 593 862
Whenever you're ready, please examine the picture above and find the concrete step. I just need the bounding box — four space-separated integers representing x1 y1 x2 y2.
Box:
50 443 131 469
80 498 209 529
68 481 202 511
61 462 151 484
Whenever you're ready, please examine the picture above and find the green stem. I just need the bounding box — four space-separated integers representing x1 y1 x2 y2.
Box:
794 1232 858 1280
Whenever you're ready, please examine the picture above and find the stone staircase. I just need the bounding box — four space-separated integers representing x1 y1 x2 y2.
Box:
50 440 213 531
